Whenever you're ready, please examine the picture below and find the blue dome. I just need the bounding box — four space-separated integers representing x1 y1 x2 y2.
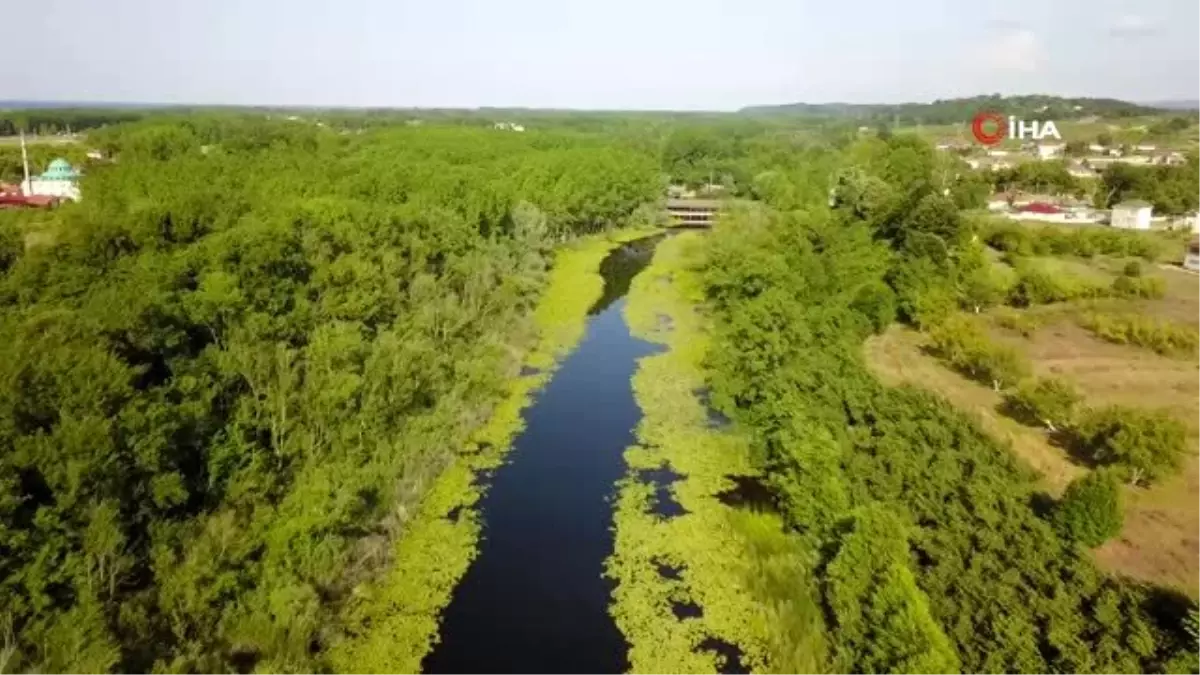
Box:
41 158 79 181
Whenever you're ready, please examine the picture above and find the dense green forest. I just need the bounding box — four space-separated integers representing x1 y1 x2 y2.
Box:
0 110 139 136
1 109 1196 674
0 116 661 671
701 132 1198 673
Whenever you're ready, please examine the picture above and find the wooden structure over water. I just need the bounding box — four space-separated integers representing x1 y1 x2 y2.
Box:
665 198 723 227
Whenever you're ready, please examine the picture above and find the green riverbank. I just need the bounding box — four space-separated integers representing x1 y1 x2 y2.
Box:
608 231 828 673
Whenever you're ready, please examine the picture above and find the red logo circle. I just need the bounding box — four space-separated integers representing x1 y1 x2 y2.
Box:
972 111 1007 145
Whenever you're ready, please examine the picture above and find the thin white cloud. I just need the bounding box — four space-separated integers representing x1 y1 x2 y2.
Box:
978 29 1042 73
1109 13 1159 37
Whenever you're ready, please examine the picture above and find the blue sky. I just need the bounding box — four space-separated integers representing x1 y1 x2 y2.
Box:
4 0 1197 109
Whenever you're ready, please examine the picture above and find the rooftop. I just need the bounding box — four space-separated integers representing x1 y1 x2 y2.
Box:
666 198 724 210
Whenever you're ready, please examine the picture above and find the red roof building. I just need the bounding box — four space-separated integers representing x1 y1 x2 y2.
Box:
1018 202 1062 214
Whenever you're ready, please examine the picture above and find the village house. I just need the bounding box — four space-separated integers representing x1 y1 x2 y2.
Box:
1111 200 1154 230
1036 143 1065 160
1184 237 1200 271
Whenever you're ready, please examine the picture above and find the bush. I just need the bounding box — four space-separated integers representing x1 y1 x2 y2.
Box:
978 222 1171 262
1081 313 1199 356
993 308 1043 337
852 281 897 334
959 267 1009 314
1005 377 1081 431
1075 406 1187 485
1008 266 1062 306
929 316 1030 390
1054 469 1123 546
1122 260 1143 277
1111 274 1165 299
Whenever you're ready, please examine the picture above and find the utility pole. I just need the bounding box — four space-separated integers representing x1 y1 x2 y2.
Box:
20 130 31 195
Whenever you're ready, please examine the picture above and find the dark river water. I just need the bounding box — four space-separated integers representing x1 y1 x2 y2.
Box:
422 236 664 674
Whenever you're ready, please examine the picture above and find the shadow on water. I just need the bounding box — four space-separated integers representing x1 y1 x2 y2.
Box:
716 475 775 511
694 387 732 430
588 234 665 316
423 237 665 674
698 637 750 675
638 466 687 518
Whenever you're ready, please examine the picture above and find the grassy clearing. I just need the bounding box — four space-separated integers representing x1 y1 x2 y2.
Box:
607 232 826 674
328 227 661 672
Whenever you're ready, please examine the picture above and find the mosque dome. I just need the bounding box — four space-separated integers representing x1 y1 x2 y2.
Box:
41 158 80 181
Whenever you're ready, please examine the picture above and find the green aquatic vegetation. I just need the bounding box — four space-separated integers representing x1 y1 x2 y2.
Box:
607 232 827 674
330 229 657 672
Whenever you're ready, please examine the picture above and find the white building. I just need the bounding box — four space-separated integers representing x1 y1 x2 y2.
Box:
1111 201 1153 230
21 158 82 202
1135 144 1157 152
1185 238 1200 271
987 149 1009 157
1037 143 1065 160
1088 143 1107 153
1191 214 1200 234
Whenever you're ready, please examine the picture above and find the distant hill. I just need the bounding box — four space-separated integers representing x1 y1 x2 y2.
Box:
738 95 1167 124
0 100 169 110
1142 100 1199 111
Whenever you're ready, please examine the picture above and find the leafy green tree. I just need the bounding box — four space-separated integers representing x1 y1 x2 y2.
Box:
851 281 897 334
1053 469 1123 547
1075 406 1187 485
1005 377 1082 431
825 504 959 674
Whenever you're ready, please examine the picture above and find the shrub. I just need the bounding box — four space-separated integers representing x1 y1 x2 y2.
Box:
929 316 1030 390
1054 469 1123 546
1110 274 1165 299
1080 313 1199 356
973 344 1030 391
993 307 1043 337
1122 260 1143 277
959 267 1009 314
1075 406 1187 485
852 281 897 334
1008 265 1074 306
1005 377 1081 431
985 226 1033 255
928 314 988 365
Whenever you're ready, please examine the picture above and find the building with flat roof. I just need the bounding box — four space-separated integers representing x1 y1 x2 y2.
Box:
1111 200 1153 230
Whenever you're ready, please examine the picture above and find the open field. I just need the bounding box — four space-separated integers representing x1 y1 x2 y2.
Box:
864 253 1200 598
0 134 81 146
